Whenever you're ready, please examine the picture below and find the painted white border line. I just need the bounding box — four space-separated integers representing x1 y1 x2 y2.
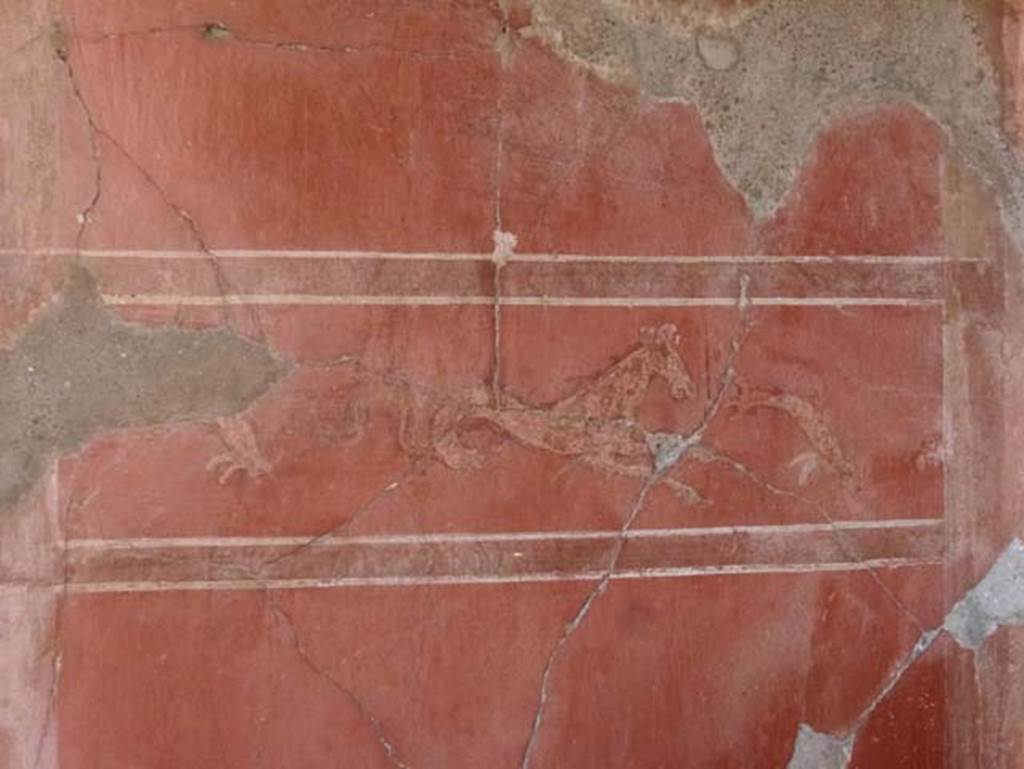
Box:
0 248 975 264
101 294 943 308
63 557 943 594
65 518 943 551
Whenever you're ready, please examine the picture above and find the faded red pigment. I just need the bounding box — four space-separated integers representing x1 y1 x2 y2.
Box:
1 1 1023 767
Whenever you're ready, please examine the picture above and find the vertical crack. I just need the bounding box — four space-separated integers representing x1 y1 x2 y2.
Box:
490 229 516 409
55 36 101 253
489 2 514 410
31 468 78 769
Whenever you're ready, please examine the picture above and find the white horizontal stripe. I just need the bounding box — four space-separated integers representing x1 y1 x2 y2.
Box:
0 248 971 264
65 518 942 551
62 558 941 594
500 297 941 308
101 294 941 308
102 294 495 306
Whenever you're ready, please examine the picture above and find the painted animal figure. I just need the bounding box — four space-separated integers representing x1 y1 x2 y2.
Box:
432 324 704 497
203 323 853 503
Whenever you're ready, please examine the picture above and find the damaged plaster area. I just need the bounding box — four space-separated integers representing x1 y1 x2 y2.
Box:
525 0 1024 236
0 264 287 510
787 538 1024 769
786 725 852 769
945 538 1024 650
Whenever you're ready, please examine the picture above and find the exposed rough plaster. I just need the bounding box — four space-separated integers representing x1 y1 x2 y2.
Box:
524 0 1024 241
0 264 288 510
945 538 1024 650
785 724 852 769
787 538 1024 766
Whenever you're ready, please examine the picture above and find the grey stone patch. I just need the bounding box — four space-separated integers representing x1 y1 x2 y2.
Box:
695 28 739 71
525 0 1024 243
645 431 695 472
783 542 1024 768
945 538 1024 650
0 264 289 511
786 724 852 769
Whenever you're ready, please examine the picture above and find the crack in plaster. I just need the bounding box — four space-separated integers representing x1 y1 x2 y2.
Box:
0 17 294 514
59 19 270 344
27 12 1010 761
692 439 931 633
491 5 513 411
787 538 1024 768
30 472 84 769
518 475 656 769
55 34 100 251
490 230 517 409
518 276 750 768
77 21 493 61
260 461 423 570
266 595 414 769
945 538 1024 650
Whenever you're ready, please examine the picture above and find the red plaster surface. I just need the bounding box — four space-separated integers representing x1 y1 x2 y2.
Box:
0 0 1020 767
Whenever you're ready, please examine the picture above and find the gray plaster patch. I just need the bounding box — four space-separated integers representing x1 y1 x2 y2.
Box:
786 724 852 769
945 538 1024 650
525 0 1024 240
783 540 1024 765
0 264 288 510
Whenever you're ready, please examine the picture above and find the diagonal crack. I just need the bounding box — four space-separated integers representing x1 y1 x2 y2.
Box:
518 473 657 769
260 460 424 570
58 18 269 344
786 627 939 769
265 593 414 769
787 538 1024 769
0 26 51 66
692 443 929 632
651 272 932 633
519 275 751 768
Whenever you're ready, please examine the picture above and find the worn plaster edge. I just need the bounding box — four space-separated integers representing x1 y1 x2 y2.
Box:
785 724 853 769
637 73 1024 256
787 537 1024 767
0 261 295 516
0 263 294 761
944 538 1024 650
701 90 1024 242
53 260 297 416
522 2 1024 253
